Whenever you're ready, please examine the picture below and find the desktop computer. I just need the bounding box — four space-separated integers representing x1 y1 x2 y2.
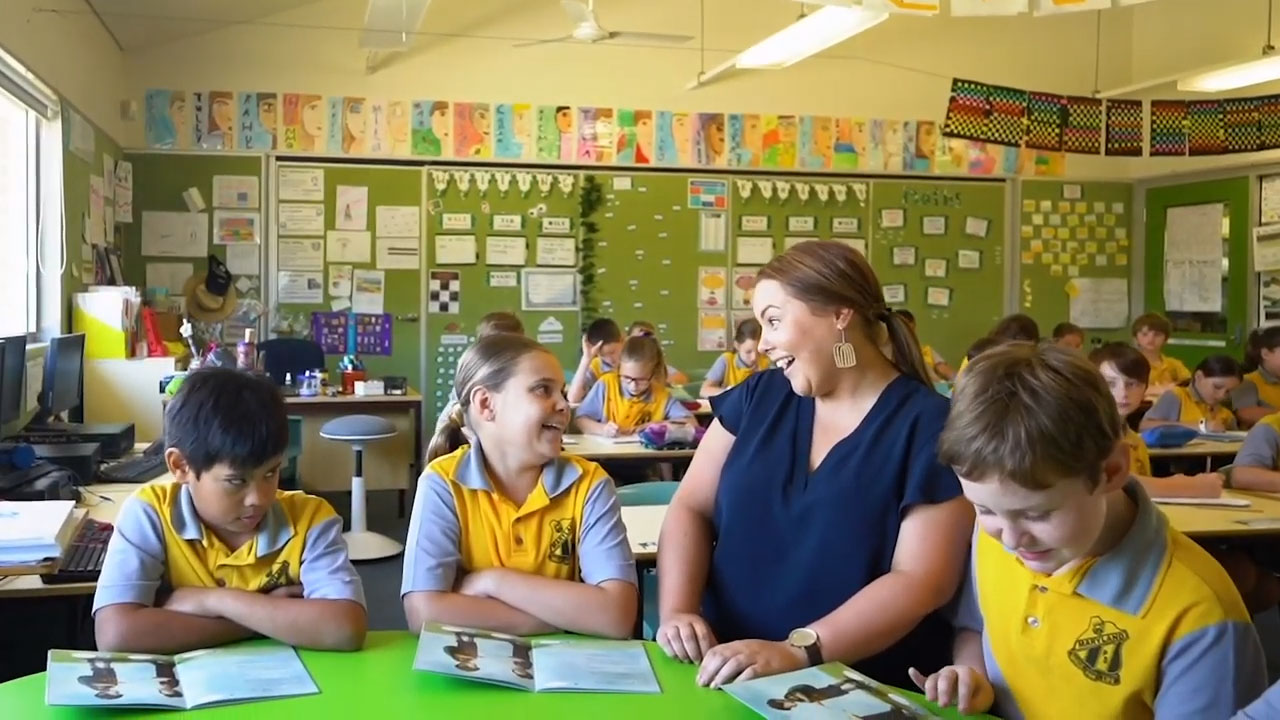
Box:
0 334 24 426
7 333 134 459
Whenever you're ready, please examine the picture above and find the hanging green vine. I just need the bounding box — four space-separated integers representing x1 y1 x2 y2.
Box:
578 174 603 322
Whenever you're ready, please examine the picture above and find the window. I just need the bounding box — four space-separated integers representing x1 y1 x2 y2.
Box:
0 86 37 336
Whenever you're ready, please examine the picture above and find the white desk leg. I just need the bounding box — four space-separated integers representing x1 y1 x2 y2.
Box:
342 446 404 561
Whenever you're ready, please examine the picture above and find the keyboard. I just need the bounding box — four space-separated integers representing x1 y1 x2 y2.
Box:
41 519 113 585
97 453 168 484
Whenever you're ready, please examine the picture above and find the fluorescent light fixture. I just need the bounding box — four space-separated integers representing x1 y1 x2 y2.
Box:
735 5 889 70
1177 53 1280 93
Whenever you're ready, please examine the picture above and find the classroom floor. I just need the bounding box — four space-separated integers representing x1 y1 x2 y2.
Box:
319 489 413 632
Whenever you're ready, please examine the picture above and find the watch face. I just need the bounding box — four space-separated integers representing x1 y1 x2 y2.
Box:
788 627 818 647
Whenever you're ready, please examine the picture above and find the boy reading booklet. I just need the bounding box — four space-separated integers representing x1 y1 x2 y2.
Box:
46 644 317 710
725 662 941 719
412 623 660 694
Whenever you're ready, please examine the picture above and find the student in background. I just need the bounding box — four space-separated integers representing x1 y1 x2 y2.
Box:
1234 326 1280 428
628 320 690 386
576 335 693 437
1090 343 1223 498
93 369 367 654
1051 322 1085 351
701 318 770 398
434 312 524 436
1132 312 1191 394
958 314 1040 374
403 334 637 638
897 310 955 383
568 318 624 404
916 343 1264 718
1142 355 1242 432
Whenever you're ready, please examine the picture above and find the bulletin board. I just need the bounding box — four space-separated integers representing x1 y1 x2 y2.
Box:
121 152 266 345
271 162 422 387
870 180 1006 363
1018 181 1133 344
423 167 582 419
63 104 124 301
591 172 729 389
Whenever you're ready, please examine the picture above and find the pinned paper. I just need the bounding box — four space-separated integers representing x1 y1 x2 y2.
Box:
964 216 989 238
737 236 774 265
335 185 369 230
435 235 478 265
182 187 206 212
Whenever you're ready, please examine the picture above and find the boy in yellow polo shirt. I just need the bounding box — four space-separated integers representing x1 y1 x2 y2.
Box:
1132 312 1191 393
403 334 636 638
915 343 1264 718
93 369 367 654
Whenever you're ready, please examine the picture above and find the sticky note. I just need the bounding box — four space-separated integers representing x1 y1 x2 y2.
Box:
1057 227 1071 240
1112 202 1125 214
1116 228 1127 240
1033 213 1045 226
1041 227 1054 239
1050 240 1063 252
1031 240 1045 252
1076 227 1089 240
1074 202 1088 214
1095 228 1108 239
1086 241 1099 253
1022 200 1036 213
1022 225 1034 238
1067 241 1080 252
1093 201 1106 213
1042 254 1054 265
1058 252 1072 264
1076 253 1089 265
1104 214 1117 226
1040 200 1053 212
1085 214 1098 226
1105 242 1118 253
1117 253 1128 265
1096 254 1108 266
1022 251 1035 264
1068 265 1080 277
1049 214 1062 226
1067 214 1080 227
1050 264 1063 276
1058 201 1071 214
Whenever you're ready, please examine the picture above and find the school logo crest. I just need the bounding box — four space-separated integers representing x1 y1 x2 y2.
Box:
1068 615 1129 685
547 518 575 567
258 561 294 593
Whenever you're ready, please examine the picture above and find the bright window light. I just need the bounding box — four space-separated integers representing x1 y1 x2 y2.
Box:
736 6 889 70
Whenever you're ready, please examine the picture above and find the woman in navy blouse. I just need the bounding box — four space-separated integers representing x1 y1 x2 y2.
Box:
655 241 973 689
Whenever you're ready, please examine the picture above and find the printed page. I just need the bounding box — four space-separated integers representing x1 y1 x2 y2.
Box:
723 662 939 719
531 640 660 694
174 644 318 708
46 649 185 709
412 624 534 691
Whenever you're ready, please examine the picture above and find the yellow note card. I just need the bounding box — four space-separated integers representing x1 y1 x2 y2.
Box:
1068 265 1080 277
1117 253 1128 265
1058 252 1072 264
1032 213 1045 226
1076 227 1089 240
1022 199 1036 213
1050 264 1063 276
1049 240 1063 252
1057 227 1071 240
1058 201 1071 214
1067 241 1080 252
1030 239 1045 252
1022 251 1035 264
1116 228 1128 240
1041 254 1054 265
1096 254 1108 266
1086 241 1099 253
1076 253 1090 266
1067 214 1081 227
1095 227 1108 239
1040 200 1053 213
1022 225 1034 238
1105 241 1118 253
1041 227 1055 239
1074 202 1088 214
1104 214 1117 226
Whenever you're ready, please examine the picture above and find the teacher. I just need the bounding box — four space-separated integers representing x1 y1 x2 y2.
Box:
655 240 972 689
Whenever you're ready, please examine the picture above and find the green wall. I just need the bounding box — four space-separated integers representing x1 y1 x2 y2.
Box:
61 103 122 327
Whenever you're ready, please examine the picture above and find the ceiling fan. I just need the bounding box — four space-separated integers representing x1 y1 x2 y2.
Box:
515 0 694 48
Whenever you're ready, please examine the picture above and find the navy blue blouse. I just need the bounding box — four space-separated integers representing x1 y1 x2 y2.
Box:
704 369 962 685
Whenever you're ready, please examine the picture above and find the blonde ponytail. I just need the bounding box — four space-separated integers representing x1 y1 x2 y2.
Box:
426 404 467 463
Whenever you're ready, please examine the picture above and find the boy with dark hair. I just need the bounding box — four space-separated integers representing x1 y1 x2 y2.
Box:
1132 312 1190 391
1052 321 1085 351
567 317 624 403
94 369 366 654
913 343 1264 718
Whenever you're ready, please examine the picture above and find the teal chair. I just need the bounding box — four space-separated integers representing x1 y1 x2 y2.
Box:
280 415 303 490
617 481 678 639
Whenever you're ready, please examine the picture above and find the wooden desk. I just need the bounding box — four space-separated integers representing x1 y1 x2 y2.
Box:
1159 491 1280 539
285 391 422 494
1148 439 1243 458
621 505 664 563
563 436 697 461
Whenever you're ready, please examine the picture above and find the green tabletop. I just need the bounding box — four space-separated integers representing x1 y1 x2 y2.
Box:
0 631 993 718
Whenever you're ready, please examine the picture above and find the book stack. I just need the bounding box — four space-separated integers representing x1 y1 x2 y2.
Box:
0 500 78 569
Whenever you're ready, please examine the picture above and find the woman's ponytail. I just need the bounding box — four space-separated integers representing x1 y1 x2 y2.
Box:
881 309 931 386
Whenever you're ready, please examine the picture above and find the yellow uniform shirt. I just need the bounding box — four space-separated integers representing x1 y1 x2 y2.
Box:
1125 428 1152 476
1233 369 1280 416
957 483 1265 719
709 351 770 389
401 442 637 595
1147 354 1191 387
1234 413 1280 471
1149 385 1237 430
922 345 942 384
93 482 364 613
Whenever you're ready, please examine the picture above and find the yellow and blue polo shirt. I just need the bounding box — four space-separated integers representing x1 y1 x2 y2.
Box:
1144 385 1237 430
575 372 692 429
400 441 636 597
1232 367 1280 417
1148 353 1192 388
1234 413 1280 471
1125 428 1152 477
955 482 1265 720
706 352 770 390
93 482 365 614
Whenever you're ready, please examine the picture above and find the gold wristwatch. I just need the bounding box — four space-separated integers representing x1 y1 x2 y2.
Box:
787 627 823 667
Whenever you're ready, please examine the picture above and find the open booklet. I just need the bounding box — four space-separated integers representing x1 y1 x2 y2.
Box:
412 623 660 693
46 645 318 709
725 662 942 719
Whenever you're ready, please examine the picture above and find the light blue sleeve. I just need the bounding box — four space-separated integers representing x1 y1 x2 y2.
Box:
300 514 366 606
1232 380 1264 410
400 471 462 597
704 355 728 385
575 380 607 422
92 496 168 613
576 476 638 587
663 394 693 420
951 537 983 633
1144 391 1183 422
1235 424 1280 469
1233 680 1280 719
1155 620 1267 719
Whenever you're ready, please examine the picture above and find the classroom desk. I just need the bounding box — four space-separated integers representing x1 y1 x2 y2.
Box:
0 632 986 719
563 435 697 461
1147 439 1243 458
284 391 422 494
621 505 664 563
1157 490 1280 539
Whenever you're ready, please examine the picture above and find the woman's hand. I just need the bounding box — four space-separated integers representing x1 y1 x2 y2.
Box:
656 612 718 663
695 639 806 688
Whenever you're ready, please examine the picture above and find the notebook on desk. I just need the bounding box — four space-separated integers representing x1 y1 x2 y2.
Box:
1198 431 1248 443
608 435 641 445
0 500 77 566
1153 496 1253 508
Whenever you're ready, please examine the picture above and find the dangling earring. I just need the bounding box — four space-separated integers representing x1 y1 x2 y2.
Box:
833 327 857 369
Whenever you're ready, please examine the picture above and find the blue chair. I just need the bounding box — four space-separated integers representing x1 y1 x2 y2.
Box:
616 481 678 639
279 415 303 490
258 338 325 386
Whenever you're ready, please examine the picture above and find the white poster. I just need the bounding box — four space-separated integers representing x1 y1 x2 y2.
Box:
277 271 323 303
114 161 133 223
485 236 528 266
376 237 420 270
352 269 386 314
1263 175 1280 224
326 231 372 263
224 244 260 276
141 211 208 257
1164 260 1222 312
335 185 369 230
102 156 115 200
375 205 420 238
329 264 353 298
1254 224 1280 272
737 236 773 265
435 235 478 265
1068 278 1130 329
698 310 729 351
212 175 260 209
278 167 325 201
1163 203 1224 313
212 210 260 245
699 211 727 252
536 236 577 267
277 204 325 236
144 262 193 295
279 238 325 271
521 269 578 310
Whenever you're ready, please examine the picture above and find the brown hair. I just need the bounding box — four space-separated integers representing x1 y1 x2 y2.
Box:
756 240 929 384
628 320 657 336
1089 342 1150 387
1132 312 1172 339
477 311 524 339
620 335 668 385
939 343 1122 491
1245 326 1280 372
1052 322 1084 340
991 313 1040 343
426 334 551 462
585 318 623 346
734 318 762 344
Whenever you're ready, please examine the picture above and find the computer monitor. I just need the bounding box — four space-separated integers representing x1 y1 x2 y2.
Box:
0 334 26 425
40 333 85 419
